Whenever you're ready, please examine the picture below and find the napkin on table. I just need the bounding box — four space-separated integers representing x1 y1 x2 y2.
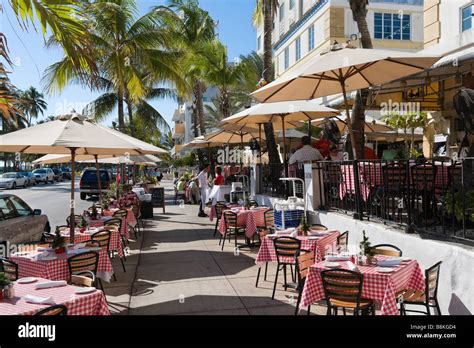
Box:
377 259 402 267
325 255 351 262
73 243 86 250
34 280 67 290
24 294 56 305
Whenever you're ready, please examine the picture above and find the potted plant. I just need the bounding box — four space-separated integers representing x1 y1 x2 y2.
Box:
51 229 66 254
0 273 10 301
298 215 311 236
359 230 375 265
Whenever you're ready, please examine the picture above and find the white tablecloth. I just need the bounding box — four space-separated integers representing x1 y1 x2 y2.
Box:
208 185 232 205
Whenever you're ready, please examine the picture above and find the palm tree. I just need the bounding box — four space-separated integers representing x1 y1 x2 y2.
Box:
43 0 183 133
18 87 47 126
349 0 373 159
253 0 282 192
0 33 23 122
160 0 216 137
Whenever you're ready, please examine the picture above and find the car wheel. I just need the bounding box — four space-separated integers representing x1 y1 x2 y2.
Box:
44 221 51 233
12 182 16 189
80 192 87 200
23 182 27 188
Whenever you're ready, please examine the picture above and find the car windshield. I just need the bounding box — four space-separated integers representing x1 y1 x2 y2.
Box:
34 169 46 174
9 196 32 216
82 170 109 181
2 173 16 178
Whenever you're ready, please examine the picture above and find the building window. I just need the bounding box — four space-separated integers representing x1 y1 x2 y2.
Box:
308 24 315 51
284 47 289 69
290 0 295 10
462 5 472 32
257 35 261 51
295 37 301 61
279 3 285 22
374 12 411 41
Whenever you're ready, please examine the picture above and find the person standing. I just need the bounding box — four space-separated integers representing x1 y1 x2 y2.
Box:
289 136 324 164
197 163 210 217
214 166 224 185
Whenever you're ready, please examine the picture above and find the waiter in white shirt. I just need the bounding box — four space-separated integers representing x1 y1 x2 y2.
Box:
288 136 324 164
197 163 210 217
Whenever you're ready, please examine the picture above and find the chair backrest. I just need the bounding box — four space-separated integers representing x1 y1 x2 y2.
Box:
248 200 258 208
113 209 128 219
66 215 83 226
34 304 68 316
297 251 315 281
215 202 227 220
131 203 140 218
411 164 437 191
321 269 364 307
337 231 349 252
91 230 111 250
223 211 238 228
264 209 275 229
105 218 122 231
425 261 442 300
383 163 406 192
67 251 99 277
272 237 301 263
311 223 328 231
0 258 18 281
370 244 403 257
70 270 96 288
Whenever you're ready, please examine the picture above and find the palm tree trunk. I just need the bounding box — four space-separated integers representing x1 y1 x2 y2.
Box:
125 91 134 136
194 79 206 135
117 88 125 132
350 0 373 159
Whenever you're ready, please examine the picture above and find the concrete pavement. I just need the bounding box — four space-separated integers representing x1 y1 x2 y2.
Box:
104 180 326 315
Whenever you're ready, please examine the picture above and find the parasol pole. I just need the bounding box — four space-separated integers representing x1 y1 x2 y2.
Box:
240 133 244 172
258 123 262 165
94 155 102 203
340 79 358 160
69 148 77 243
281 116 288 178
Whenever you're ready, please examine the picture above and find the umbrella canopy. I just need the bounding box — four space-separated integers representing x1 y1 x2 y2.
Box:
312 115 393 133
0 113 166 242
181 136 223 150
251 46 439 159
33 153 161 165
275 129 308 139
204 127 261 144
0 113 166 155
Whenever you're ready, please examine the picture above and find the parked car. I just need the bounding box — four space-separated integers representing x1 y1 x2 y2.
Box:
0 194 50 245
19 172 36 186
0 172 28 189
52 168 64 182
32 168 55 184
79 168 112 200
61 167 72 180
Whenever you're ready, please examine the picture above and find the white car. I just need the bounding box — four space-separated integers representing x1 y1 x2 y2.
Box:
32 168 55 184
0 172 28 189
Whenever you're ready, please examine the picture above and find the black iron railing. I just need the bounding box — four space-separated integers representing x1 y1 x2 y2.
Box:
313 158 474 242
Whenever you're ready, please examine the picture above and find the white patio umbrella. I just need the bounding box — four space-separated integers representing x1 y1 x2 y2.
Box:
0 113 166 241
181 136 223 150
219 101 338 174
33 153 161 165
252 46 439 158
312 115 393 133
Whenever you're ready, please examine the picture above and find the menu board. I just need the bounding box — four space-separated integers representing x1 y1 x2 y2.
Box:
150 186 165 213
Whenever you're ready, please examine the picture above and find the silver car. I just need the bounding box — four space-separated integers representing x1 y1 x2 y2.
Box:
0 194 50 245
0 172 28 189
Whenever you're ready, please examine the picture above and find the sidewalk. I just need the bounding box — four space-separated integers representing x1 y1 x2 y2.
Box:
104 180 324 315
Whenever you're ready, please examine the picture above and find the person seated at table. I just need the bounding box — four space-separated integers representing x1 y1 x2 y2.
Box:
187 177 200 204
364 145 378 160
176 177 187 191
314 135 331 158
214 166 224 185
327 145 344 161
289 136 324 164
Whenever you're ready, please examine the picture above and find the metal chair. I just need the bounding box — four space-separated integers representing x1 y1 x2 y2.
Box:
370 244 403 257
248 200 259 208
0 258 18 281
255 209 275 287
66 214 83 227
214 202 227 239
70 270 96 288
398 261 442 315
34 304 68 316
321 269 375 315
220 211 246 251
336 231 349 253
67 251 102 291
271 237 301 299
311 223 328 231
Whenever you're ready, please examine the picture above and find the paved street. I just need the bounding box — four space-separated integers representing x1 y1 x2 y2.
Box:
1 179 91 229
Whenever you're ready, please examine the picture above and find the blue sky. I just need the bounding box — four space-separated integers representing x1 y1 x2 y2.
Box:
1 0 257 129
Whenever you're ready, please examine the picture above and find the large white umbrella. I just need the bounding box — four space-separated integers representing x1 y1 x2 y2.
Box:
252 46 439 158
181 136 223 150
0 113 166 241
219 101 338 173
33 154 161 165
312 115 393 133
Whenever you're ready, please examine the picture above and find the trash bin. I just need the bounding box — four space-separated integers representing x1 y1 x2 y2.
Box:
140 201 154 219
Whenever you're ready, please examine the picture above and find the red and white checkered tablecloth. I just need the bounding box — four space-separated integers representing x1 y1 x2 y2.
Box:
11 248 114 283
218 207 268 238
255 231 340 266
299 256 425 315
89 212 131 241
62 227 124 258
339 163 450 201
0 277 109 315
